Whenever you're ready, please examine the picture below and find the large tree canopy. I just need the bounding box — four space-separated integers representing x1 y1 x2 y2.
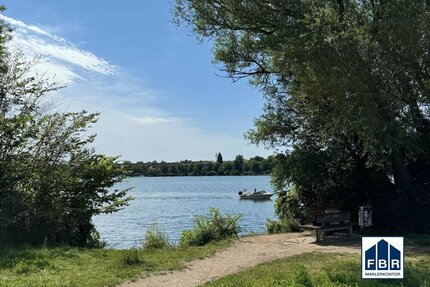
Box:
175 0 430 231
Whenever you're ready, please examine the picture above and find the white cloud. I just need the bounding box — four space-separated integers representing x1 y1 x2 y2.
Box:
33 59 82 84
1 14 114 84
0 15 57 39
125 115 172 126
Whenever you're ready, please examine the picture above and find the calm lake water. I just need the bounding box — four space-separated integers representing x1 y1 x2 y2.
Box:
93 176 275 248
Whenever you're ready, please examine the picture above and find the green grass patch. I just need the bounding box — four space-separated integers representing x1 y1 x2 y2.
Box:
0 240 231 287
203 252 430 287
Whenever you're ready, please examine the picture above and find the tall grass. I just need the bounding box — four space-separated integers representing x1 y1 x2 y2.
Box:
142 223 171 249
180 208 241 246
121 248 144 265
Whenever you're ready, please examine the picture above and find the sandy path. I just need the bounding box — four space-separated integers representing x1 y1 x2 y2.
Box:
120 232 361 287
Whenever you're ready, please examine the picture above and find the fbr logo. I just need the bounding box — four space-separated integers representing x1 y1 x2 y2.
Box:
362 237 404 279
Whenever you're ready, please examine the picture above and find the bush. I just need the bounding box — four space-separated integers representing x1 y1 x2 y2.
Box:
0 47 132 247
275 186 312 225
266 217 301 234
180 208 241 246
142 223 171 249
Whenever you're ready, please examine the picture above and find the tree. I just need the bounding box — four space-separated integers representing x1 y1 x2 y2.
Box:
177 163 187 175
0 14 131 246
215 152 223 164
250 161 261 175
169 164 178 175
222 161 234 175
160 162 169 175
175 0 430 232
191 162 203 175
233 155 244 174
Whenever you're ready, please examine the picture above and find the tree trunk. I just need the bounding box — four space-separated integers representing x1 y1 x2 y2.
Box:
392 151 415 230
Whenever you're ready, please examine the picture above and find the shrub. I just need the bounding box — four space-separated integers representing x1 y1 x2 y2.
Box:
180 208 241 246
142 223 171 249
275 186 312 225
266 217 301 234
0 46 132 247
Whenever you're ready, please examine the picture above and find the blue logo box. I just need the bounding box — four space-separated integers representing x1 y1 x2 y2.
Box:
361 237 404 279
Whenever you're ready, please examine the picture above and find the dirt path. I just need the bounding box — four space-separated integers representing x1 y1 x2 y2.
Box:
120 232 361 287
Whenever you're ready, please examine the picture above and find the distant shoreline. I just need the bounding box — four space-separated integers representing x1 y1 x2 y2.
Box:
128 174 271 178
122 155 275 177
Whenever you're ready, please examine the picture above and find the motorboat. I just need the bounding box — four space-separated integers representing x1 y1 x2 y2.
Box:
238 189 274 200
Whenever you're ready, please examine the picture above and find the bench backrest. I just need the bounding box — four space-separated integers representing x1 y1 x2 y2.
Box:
315 211 350 226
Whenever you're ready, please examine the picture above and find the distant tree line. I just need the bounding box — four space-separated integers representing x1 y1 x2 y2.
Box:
122 154 274 177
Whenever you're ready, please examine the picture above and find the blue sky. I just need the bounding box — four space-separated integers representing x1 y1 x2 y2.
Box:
1 0 271 161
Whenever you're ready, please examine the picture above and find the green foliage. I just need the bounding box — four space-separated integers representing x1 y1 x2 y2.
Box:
174 0 430 232
265 217 300 234
143 223 171 250
233 154 244 174
274 186 312 225
125 156 274 176
203 252 430 287
0 21 131 246
180 208 241 246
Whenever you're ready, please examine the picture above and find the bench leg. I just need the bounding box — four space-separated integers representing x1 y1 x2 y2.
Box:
348 226 352 237
316 230 321 242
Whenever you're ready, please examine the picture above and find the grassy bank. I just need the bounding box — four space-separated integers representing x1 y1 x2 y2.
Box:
0 240 231 287
203 252 430 287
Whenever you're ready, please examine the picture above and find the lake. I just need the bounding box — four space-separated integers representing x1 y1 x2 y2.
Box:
93 176 276 248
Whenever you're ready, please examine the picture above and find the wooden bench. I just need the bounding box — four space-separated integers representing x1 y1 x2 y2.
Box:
301 211 352 242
